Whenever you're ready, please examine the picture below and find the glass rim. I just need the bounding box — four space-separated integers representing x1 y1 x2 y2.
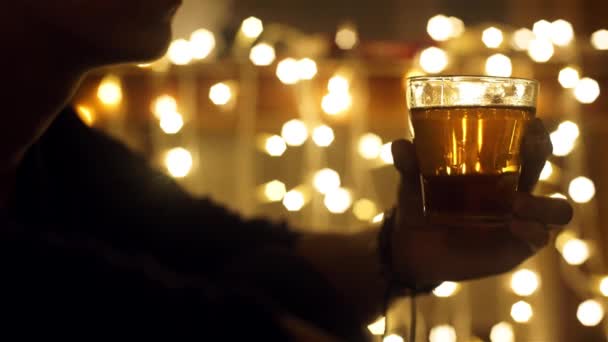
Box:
406 75 538 86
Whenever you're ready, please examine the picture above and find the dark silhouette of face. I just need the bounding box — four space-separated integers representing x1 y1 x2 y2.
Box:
17 0 182 65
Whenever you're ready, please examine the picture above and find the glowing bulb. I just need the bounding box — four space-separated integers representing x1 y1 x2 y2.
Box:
533 20 552 39
159 111 184 134
189 29 215 60
241 16 263 39
265 135 287 157
512 28 535 51
281 119 308 146
558 121 580 140
353 199 378 221
429 325 456 342
427 14 454 42
419 47 448 74
577 300 604 327
539 161 553 181
511 269 540 296
209 82 233 106
380 143 394 164
574 77 600 104
358 133 383 160
527 38 554 62
312 125 335 147
482 27 504 48
335 25 358 50
600 277 608 297
324 187 352 214
485 53 512 77
550 20 574 46
550 130 576 157
76 105 95 126
372 212 385 224
152 95 178 119
264 180 286 202
328 75 350 93
551 193 568 200
165 147 193 178
276 58 300 85
249 43 276 66
322 92 352 115
562 238 590 265
297 58 318 80
591 29 608 50
383 335 403 342
367 317 385 335
167 39 193 65
283 190 305 212
97 75 123 107
569 176 595 203
313 168 341 195
432 281 460 297
558 67 580 89
490 322 514 342
510 300 533 323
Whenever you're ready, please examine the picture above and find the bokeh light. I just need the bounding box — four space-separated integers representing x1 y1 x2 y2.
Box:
591 29 608 50
324 187 353 214
432 281 460 297
562 238 590 265
511 300 533 323
527 38 554 62
449 17 465 38
97 75 123 107
358 133 383 160
558 67 580 89
574 77 600 104
429 325 456 342
281 119 309 146
353 199 378 221
550 129 576 157
482 27 504 48
165 147 193 178
485 53 512 77
367 317 385 335
328 75 350 93
276 58 300 85
550 19 574 46
312 125 335 147
577 300 604 327
600 277 608 297
249 43 276 66
427 14 454 41
190 29 215 60
209 82 233 106
297 58 318 80
335 24 358 50
380 143 394 164
383 335 403 342
490 322 514 342
159 111 184 134
372 212 385 224
539 161 553 181
241 16 264 39
512 28 535 51
265 135 287 157
511 269 540 296
283 189 305 212
313 168 341 195
569 176 595 203
419 47 448 73
555 230 577 253
264 180 287 202
152 95 178 119
322 92 352 115
559 121 580 140
532 20 552 40
167 39 193 65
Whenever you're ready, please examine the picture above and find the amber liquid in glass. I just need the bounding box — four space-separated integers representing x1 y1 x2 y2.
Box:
411 106 534 222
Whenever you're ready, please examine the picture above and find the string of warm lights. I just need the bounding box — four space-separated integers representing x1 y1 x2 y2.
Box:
79 12 608 342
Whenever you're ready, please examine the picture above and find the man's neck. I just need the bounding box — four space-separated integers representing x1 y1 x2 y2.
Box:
0 7 88 208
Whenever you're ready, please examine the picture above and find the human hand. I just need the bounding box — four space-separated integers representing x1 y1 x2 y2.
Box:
389 118 573 286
